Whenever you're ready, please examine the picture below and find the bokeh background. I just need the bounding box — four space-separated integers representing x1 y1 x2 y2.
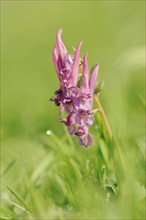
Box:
1 0 145 219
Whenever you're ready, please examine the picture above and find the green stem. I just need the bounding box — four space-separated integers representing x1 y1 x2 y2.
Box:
94 95 113 140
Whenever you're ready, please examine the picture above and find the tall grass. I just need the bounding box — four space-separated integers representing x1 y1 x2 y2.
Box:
1 106 145 219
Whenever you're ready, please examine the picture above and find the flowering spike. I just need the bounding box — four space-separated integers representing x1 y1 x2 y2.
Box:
50 29 100 147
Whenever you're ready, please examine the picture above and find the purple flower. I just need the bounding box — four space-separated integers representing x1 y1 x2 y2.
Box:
50 29 99 147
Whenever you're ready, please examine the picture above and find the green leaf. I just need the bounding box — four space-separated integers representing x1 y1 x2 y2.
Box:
77 74 82 88
94 81 104 95
90 64 97 74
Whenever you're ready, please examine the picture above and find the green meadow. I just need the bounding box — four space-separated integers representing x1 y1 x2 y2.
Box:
1 1 145 219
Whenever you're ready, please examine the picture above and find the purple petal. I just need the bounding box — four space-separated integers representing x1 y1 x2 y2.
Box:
56 29 67 61
64 54 73 65
78 133 93 147
60 113 75 126
75 112 82 125
52 45 59 76
77 126 87 136
59 104 65 114
71 41 83 87
65 87 78 98
89 64 99 95
50 97 61 106
68 124 76 136
57 55 64 74
83 114 94 126
80 53 89 94
59 118 67 124
54 88 62 95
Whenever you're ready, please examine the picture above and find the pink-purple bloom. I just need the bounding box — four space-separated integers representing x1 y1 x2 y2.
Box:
50 29 99 147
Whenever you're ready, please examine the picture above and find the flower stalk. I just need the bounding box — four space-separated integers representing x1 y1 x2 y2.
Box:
94 95 112 140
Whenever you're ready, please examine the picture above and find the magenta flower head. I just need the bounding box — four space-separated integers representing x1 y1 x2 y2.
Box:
50 29 99 147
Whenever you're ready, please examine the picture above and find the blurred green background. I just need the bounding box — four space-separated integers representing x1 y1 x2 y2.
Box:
1 0 145 139
1 1 145 219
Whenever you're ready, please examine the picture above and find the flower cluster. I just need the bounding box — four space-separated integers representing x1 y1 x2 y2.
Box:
50 29 99 147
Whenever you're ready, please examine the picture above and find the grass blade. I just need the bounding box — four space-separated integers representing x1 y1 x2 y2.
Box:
1 160 16 177
6 187 29 212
